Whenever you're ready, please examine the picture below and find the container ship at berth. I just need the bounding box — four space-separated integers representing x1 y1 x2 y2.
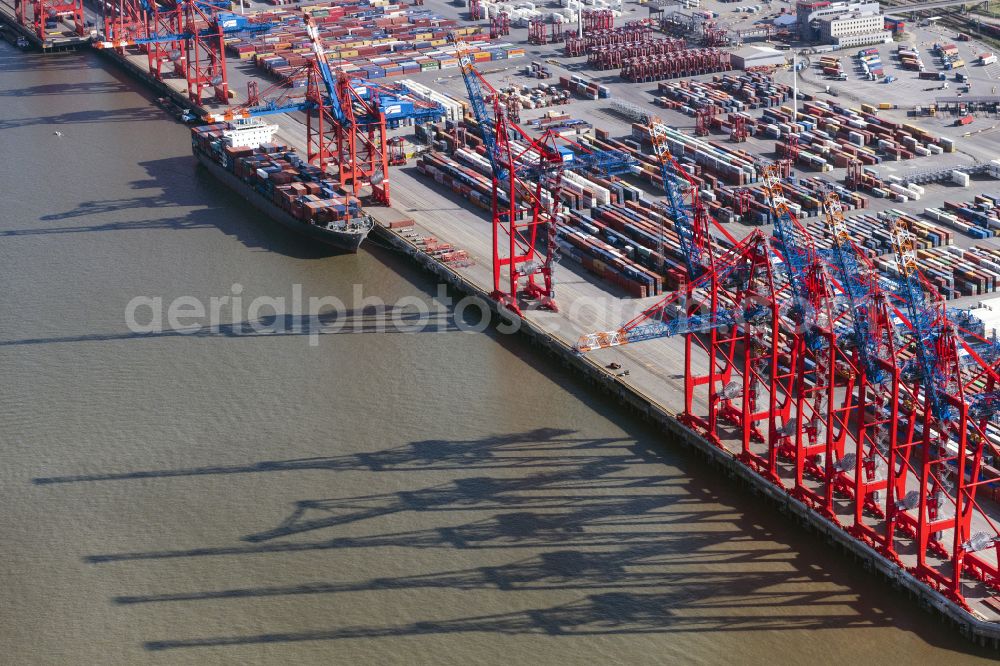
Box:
191 119 373 253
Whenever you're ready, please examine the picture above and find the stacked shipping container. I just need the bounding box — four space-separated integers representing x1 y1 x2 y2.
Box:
192 124 365 224
226 2 524 85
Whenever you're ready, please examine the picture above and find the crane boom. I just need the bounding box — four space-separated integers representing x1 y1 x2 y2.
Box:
458 52 505 179
649 121 706 280
887 215 954 421
824 191 885 382
760 163 827 349
575 234 764 352
304 15 349 127
96 8 272 48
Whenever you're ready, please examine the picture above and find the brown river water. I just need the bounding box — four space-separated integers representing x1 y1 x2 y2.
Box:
0 42 997 664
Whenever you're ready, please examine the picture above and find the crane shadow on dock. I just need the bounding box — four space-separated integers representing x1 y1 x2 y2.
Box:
395 165 503 221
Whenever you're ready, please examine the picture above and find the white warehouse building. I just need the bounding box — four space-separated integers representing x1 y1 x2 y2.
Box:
795 0 881 40
818 11 884 41
833 29 893 48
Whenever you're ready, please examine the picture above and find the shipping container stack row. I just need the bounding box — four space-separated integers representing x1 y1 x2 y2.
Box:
557 74 612 100
226 2 527 85
559 195 745 297
654 72 792 116
586 130 751 200
620 49 732 82
412 119 743 298
796 177 867 211
587 37 687 70
416 151 501 212
760 99 954 172
812 209 956 265
925 194 1000 240
714 176 868 225
556 217 665 299
415 118 626 210
875 244 1000 300
413 157 665 297
192 124 364 225
868 177 931 204
415 118 1000 301
801 209 952 262
629 122 758 186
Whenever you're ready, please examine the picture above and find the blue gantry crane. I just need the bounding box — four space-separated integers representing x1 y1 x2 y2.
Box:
886 214 956 422
98 6 273 49
823 191 887 383
760 162 829 351
574 233 768 352
203 12 443 205
574 118 753 352
458 50 506 179
208 15 443 128
648 120 710 281
457 42 635 182
455 43 637 312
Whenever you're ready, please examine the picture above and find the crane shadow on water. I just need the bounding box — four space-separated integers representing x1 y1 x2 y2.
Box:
0 307 464 347
12 156 359 260
30 425 973 652
0 80 134 97
0 106 166 130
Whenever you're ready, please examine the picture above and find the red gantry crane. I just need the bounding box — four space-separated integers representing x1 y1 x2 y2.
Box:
574 156 1000 607
457 45 636 314
204 13 424 205
96 1 269 105
15 0 85 42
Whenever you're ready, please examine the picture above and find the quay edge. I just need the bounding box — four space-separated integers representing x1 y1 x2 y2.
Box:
92 47 208 117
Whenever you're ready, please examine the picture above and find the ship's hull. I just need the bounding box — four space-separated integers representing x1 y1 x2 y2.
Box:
194 149 371 253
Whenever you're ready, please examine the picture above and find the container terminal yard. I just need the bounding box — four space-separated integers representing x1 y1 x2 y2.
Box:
7 0 1000 655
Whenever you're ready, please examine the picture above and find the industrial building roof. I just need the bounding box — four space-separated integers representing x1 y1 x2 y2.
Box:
732 45 784 59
